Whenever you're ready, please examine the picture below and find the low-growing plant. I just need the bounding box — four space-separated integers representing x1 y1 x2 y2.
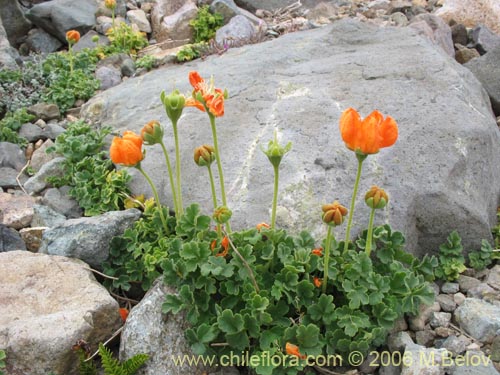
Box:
0 349 6 375
47 121 131 216
190 5 224 43
434 230 466 281
468 239 494 271
135 55 156 71
105 23 149 57
176 43 205 62
0 108 34 146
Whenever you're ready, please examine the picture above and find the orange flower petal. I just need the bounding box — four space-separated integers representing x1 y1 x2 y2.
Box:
185 97 206 112
311 248 323 256
256 222 270 231
119 308 129 322
189 71 204 90
313 276 322 288
285 343 307 360
110 132 144 167
378 115 398 148
339 107 361 152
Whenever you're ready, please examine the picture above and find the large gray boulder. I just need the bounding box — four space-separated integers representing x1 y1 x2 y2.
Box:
0 15 19 70
0 251 121 375
39 209 142 268
26 0 98 43
0 0 32 47
81 19 500 258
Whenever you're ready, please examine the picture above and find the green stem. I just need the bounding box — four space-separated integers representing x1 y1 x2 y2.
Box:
271 164 279 230
68 44 74 75
111 9 115 29
343 154 366 253
172 121 183 215
209 114 231 233
137 165 169 233
365 207 376 257
159 141 179 217
322 225 333 294
207 165 221 238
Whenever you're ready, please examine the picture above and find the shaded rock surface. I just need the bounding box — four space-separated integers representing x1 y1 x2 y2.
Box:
0 192 36 229
119 279 213 375
0 15 19 70
82 19 500 258
0 0 32 47
39 208 141 268
0 251 121 375
0 224 26 251
454 298 500 343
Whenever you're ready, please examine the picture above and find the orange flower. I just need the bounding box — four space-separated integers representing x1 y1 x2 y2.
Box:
211 236 230 257
66 30 80 44
256 222 270 231
322 201 348 226
285 342 307 360
104 0 116 10
206 93 224 117
187 71 225 117
185 97 206 112
119 308 129 322
311 247 323 256
313 277 322 288
339 108 398 155
110 130 144 167
189 71 204 91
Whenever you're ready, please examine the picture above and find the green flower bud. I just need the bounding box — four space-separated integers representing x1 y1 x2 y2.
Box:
160 89 185 124
365 186 389 209
141 120 164 145
91 35 100 43
194 145 216 167
261 130 292 168
213 206 232 224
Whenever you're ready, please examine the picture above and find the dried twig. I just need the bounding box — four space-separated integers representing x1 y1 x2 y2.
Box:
83 267 119 280
210 342 229 347
223 231 260 293
449 322 478 342
84 326 124 362
110 291 140 305
17 160 30 195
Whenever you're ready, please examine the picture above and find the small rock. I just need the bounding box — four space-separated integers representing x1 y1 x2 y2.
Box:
43 123 66 140
390 317 409 333
491 335 500 361
387 331 415 352
408 301 441 331
451 23 468 45
436 294 457 312
391 12 409 26
401 345 448 375
24 157 66 195
42 187 82 219
34 119 47 128
409 13 454 57
31 204 67 228
95 66 122 90
19 227 45 252
416 330 436 346
27 103 61 121
442 282 460 294
451 350 499 375
458 275 482 293
359 352 379 373
0 167 24 189
486 265 500 290
0 142 27 171
466 342 481 351
210 0 262 25
442 335 468 355
127 9 151 33
389 0 413 14
0 192 36 229
25 28 63 53
25 143 35 160
434 326 453 337
471 24 500 55
19 123 45 142
455 44 480 64
0 224 26 251
454 292 466 305
121 58 136 77
430 312 452 328
455 298 500 343
215 15 256 45
73 30 109 52
30 139 57 172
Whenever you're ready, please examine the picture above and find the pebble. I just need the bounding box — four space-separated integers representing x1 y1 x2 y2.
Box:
458 275 482 293
430 312 452 328
441 282 460 294
454 292 466 305
436 294 456 312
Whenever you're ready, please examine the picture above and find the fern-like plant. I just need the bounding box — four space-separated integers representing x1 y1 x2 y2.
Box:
99 343 149 375
435 230 466 281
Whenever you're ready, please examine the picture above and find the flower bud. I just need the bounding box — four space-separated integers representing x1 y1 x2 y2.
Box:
213 206 232 224
256 222 270 231
311 247 323 256
66 30 80 45
91 35 100 43
160 89 186 124
365 186 389 209
261 130 292 168
313 277 322 288
141 120 164 145
104 0 116 10
194 145 215 167
322 201 348 226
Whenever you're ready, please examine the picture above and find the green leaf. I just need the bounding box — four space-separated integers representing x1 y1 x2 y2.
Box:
335 307 371 337
180 242 211 273
176 204 211 239
307 294 335 324
296 323 320 349
226 331 250 350
200 255 234 278
218 309 244 334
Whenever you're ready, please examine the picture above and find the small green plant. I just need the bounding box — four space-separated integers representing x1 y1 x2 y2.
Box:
135 55 156 71
190 6 224 43
176 43 205 62
47 121 131 215
0 108 34 146
106 23 149 56
468 239 494 271
0 349 6 375
434 230 467 281
99 343 149 375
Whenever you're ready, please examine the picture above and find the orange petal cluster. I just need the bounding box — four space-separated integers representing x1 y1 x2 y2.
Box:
186 71 225 117
313 277 322 288
66 30 80 44
110 131 144 167
119 308 129 322
339 108 398 155
211 236 230 257
285 342 307 360
311 247 323 256
256 222 270 231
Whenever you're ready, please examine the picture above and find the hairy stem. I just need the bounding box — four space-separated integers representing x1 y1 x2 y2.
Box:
271 165 280 230
365 207 376 256
322 225 333 293
172 120 183 214
137 166 168 233
160 141 179 217
343 154 366 253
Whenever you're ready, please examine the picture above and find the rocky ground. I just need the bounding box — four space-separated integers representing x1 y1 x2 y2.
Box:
1 0 500 375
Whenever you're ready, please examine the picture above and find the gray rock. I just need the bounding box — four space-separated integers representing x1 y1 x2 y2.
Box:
390 12 409 26
30 139 57 172
408 302 441 331
26 0 98 43
471 24 500 55
455 44 480 64
27 102 61 121
401 345 448 375
42 187 82 218
0 224 27 252
409 13 454 57
127 9 151 33
24 157 66 194
0 251 121 375
441 282 460 294
387 331 414 352
467 283 496 299
31 204 67 228
454 292 466 305
379 363 402 375
39 209 141 268
211 0 263 25
81 19 500 258
73 30 110 52
44 123 66 139
215 15 256 45
442 335 468 355
119 279 214 375
234 0 319 13
25 28 63 53
458 275 482 293
0 16 19 70
430 312 452 328
0 167 24 189
0 0 32 46
465 45 500 116
450 351 499 375
491 335 500 362
0 192 36 230
121 58 136 77
454 298 500 343
97 53 135 77
434 326 453 338
19 123 45 142
416 330 436 347
359 352 379 374
153 0 197 47
0 142 26 171
436 294 457 312
486 265 500 290
451 23 468 46
95 65 122 90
